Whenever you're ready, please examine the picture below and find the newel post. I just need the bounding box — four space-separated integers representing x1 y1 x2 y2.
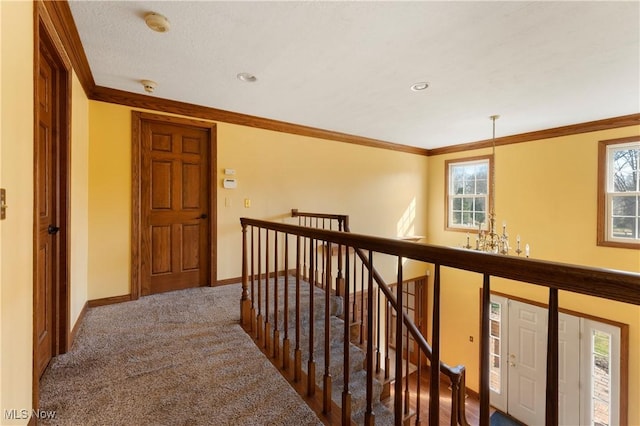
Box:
240 223 251 327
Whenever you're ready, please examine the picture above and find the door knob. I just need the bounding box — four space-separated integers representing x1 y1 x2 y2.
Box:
198 213 208 219
48 225 60 235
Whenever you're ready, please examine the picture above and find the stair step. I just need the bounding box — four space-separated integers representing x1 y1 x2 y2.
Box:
257 277 342 329
300 342 367 387
351 399 396 425
254 276 396 425
289 316 348 353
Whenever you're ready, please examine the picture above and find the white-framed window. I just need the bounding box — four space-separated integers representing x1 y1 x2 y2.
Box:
598 137 640 248
580 319 621 426
445 155 492 231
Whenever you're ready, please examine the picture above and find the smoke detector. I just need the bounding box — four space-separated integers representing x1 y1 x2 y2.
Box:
145 13 170 33
141 80 157 93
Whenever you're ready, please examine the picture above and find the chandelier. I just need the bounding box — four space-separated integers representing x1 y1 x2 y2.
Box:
463 115 529 257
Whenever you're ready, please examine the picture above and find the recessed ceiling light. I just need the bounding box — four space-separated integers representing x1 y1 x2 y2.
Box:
237 72 257 83
410 82 429 92
145 12 170 33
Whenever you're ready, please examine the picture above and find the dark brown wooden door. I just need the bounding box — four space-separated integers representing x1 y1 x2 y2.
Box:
141 121 210 295
35 40 58 378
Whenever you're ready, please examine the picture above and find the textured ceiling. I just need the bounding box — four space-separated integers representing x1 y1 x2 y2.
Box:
68 1 639 150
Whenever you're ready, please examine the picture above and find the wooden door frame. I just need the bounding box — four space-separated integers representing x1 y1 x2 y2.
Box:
131 112 217 299
33 1 72 409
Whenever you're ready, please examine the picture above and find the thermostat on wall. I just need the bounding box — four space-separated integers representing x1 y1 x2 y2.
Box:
223 178 237 189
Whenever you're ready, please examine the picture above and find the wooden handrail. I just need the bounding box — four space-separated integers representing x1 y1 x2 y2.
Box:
240 213 640 426
291 211 469 424
242 217 640 305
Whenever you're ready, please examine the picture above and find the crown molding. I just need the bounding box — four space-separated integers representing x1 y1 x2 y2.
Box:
39 0 94 96
90 86 429 156
427 113 640 156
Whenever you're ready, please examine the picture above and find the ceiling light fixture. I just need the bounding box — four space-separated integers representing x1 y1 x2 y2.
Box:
141 79 157 93
463 115 529 257
237 72 257 83
144 12 170 33
410 81 429 91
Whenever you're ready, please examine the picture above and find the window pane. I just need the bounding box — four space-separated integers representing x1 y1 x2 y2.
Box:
612 217 637 239
490 319 500 337
452 212 462 225
477 178 488 194
453 180 464 195
462 197 474 210
592 330 611 426
476 164 488 180
476 197 486 212
452 198 462 210
462 212 473 226
612 147 639 192
489 301 501 394
612 195 636 216
464 179 475 194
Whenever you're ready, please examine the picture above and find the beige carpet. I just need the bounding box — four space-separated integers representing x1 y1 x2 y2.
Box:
39 284 322 426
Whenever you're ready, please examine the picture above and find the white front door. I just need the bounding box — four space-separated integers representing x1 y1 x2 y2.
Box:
507 300 580 425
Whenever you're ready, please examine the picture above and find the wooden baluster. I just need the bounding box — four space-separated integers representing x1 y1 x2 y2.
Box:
546 288 559 426
273 232 279 360
250 226 256 332
294 235 302 383
365 251 375 425
394 257 403 426
416 337 422 426
336 243 344 298
265 230 271 353
479 273 491 426
342 246 352 425
314 226 320 286
384 299 390 381
303 218 308 280
323 241 332 414
241 224 251 327
404 301 411 417
283 233 290 371
360 262 365 345
429 264 441 426
352 249 358 324
307 238 316 397
256 229 263 344
375 286 381 373
416 280 423 426
321 241 326 290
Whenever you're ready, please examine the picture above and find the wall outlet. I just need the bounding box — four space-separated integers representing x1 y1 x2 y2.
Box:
244 198 251 208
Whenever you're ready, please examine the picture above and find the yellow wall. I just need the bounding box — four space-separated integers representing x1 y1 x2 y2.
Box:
70 73 90 325
0 1 34 423
87 101 430 299
426 126 640 423
0 0 4 415
87 102 132 299
0 4 91 422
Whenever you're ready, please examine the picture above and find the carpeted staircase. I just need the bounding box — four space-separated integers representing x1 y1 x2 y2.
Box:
254 275 394 424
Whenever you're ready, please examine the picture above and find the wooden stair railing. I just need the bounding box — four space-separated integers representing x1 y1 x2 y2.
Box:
292 209 470 425
240 212 640 426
